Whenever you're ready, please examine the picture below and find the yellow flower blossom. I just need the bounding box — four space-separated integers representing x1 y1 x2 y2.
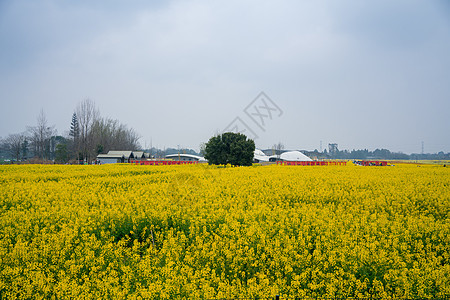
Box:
0 163 449 299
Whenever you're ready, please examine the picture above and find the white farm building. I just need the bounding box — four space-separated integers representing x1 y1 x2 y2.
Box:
253 149 270 163
269 150 312 162
97 151 149 164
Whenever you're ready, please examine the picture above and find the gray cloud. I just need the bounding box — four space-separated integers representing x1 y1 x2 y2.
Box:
1 0 449 153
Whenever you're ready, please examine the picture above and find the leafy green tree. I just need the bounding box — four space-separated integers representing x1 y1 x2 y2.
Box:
204 132 255 166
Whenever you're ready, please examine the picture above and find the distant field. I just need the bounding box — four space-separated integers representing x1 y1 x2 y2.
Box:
411 160 450 165
0 163 449 299
382 160 450 165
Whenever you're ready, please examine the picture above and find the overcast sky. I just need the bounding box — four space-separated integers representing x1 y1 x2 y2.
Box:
1 0 449 153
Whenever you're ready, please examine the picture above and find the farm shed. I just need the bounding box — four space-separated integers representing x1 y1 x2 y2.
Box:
132 151 147 160
97 151 135 164
97 154 125 164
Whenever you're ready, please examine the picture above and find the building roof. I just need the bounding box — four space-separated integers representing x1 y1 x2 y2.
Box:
254 149 266 156
97 154 124 159
165 154 206 161
133 151 145 159
278 150 312 161
254 149 270 162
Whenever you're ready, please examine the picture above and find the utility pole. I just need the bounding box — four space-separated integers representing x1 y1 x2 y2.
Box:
421 141 424 155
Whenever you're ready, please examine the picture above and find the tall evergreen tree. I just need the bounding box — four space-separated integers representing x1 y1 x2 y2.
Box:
69 112 80 161
69 112 80 140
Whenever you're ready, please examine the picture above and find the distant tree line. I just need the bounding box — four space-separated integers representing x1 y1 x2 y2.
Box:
304 148 450 160
0 99 140 164
259 142 450 160
164 148 198 156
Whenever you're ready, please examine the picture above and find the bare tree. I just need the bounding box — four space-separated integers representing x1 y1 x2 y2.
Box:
90 117 141 153
4 133 26 161
76 99 99 162
72 99 140 163
122 127 140 150
0 137 3 157
272 142 284 160
28 110 56 160
199 143 206 156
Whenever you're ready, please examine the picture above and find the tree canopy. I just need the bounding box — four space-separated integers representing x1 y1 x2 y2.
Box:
204 132 255 166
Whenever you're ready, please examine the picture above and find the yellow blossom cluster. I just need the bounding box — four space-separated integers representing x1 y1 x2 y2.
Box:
0 163 449 299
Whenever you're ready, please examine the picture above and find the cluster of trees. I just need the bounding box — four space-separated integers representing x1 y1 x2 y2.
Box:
304 148 410 160
69 99 140 163
409 152 450 160
0 110 59 162
305 147 450 160
0 99 140 163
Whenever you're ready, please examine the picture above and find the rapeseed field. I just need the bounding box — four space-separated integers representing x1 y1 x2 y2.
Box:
0 163 449 299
